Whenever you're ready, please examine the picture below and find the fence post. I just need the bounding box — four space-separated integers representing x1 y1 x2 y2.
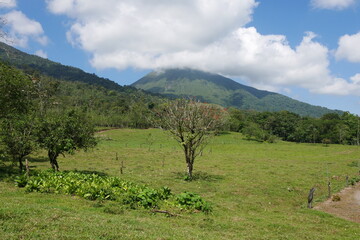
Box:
308 187 316 208
120 160 125 175
116 153 125 175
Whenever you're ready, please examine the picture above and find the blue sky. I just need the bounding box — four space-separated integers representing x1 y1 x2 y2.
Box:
1 0 360 115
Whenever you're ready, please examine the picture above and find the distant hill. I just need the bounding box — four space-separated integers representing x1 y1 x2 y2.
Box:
0 42 342 117
132 68 342 117
0 42 163 127
0 42 128 91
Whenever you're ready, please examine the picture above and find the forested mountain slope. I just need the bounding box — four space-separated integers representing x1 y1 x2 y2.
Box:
133 68 343 117
0 42 129 91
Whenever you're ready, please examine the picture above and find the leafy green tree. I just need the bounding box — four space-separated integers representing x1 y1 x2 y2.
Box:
290 118 320 143
0 62 34 118
0 63 38 170
242 122 264 141
227 108 247 132
155 99 225 180
341 112 360 145
0 115 38 170
335 123 350 144
37 110 97 171
268 111 300 140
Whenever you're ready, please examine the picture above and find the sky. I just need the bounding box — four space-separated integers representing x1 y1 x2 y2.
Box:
0 0 360 115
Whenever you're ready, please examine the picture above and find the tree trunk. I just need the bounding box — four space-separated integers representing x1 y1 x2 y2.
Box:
187 161 193 180
48 151 59 171
183 145 193 180
18 157 23 172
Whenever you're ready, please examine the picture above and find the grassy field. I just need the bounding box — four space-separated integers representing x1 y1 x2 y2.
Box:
1 128 360 239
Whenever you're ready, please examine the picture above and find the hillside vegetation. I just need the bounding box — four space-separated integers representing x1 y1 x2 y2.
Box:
0 42 123 91
133 68 343 117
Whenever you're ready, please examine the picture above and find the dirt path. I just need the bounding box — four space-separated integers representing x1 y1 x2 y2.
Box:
314 182 360 223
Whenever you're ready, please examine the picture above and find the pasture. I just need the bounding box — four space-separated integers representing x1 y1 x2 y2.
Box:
1 128 359 239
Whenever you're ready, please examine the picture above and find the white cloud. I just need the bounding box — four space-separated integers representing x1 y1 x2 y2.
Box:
45 0 360 96
310 0 356 10
335 32 360 62
34 49 48 58
317 77 360 95
0 0 16 9
46 0 258 53
1 10 48 47
351 73 360 84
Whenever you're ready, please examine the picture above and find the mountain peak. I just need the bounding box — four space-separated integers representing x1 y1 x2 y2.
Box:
132 68 342 117
134 68 274 99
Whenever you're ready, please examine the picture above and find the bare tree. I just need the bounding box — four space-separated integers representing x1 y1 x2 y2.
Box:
155 98 226 180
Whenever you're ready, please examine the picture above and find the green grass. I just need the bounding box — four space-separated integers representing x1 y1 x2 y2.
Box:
1 129 360 239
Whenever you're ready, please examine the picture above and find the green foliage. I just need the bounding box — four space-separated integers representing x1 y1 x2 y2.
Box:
0 42 122 91
0 63 38 170
175 192 212 213
37 110 97 170
0 62 35 118
133 68 343 117
16 170 210 212
0 42 165 128
14 174 28 187
229 109 360 145
0 115 38 170
349 176 360 186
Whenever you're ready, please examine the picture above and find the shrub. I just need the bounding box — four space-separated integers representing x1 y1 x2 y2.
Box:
15 170 211 213
175 192 212 213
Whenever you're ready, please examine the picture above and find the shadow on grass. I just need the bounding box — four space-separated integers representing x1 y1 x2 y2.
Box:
0 164 20 181
173 171 224 182
72 169 108 177
215 131 231 136
243 137 264 143
27 156 48 163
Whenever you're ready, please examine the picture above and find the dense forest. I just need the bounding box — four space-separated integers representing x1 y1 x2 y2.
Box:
228 108 359 145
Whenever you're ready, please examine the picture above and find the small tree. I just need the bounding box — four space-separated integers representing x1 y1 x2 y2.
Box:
37 110 97 171
0 63 37 170
0 115 38 171
0 62 34 118
156 98 225 180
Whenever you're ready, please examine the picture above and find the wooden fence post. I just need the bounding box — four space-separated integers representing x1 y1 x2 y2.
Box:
120 160 125 175
308 187 316 208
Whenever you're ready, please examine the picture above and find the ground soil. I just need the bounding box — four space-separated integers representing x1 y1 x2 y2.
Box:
314 182 360 223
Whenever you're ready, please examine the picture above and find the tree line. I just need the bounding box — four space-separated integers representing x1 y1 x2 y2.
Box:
228 108 360 144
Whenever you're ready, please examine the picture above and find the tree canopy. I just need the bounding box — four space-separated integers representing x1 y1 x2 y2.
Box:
37 110 97 171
